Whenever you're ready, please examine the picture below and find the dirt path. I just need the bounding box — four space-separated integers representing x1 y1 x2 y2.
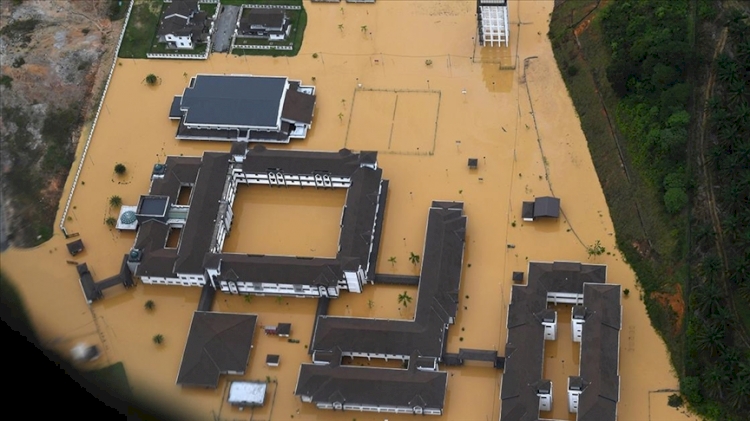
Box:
695 27 750 348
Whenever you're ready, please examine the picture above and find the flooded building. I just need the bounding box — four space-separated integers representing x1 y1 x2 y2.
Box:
499 261 621 421
156 0 210 50
236 9 291 41
477 0 510 47
176 311 258 388
169 75 316 143
295 201 467 415
122 145 385 299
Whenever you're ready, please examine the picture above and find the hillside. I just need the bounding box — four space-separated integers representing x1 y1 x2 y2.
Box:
0 0 126 248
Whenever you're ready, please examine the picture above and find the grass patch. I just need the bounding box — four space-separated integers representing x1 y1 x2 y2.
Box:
0 75 12 89
118 0 162 58
201 3 217 17
232 5 307 57
84 362 133 401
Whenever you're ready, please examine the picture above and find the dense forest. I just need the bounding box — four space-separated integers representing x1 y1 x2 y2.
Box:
551 0 749 420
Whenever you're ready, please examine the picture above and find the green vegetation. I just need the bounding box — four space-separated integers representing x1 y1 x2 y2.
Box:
108 0 128 21
105 216 117 227
144 300 155 311
84 362 133 400
109 195 123 208
232 5 307 57
144 73 159 86
367 299 375 309
200 3 217 18
409 252 420 265
550 1 750 419
0 18 39 43
118 0 162 58
586 240 606 258
388 256 397 266
114 163 126 175
152 334 164 345
397 291 412 308
0 75 12 89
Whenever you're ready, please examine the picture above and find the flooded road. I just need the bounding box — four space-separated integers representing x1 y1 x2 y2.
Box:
1 1 699 420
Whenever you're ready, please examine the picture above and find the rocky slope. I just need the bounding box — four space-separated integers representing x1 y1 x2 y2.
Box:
0 0 125 248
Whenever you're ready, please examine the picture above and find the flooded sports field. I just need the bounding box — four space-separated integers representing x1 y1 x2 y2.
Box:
1 1 700 420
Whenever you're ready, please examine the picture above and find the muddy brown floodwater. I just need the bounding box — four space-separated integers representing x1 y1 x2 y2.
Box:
1 1 701 421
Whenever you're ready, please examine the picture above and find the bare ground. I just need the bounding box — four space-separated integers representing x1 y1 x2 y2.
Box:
0 0 123 248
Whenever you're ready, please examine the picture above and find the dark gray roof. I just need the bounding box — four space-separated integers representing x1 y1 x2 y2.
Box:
336 167 383 269
169 96 183 118
295 362 448 409
67 239 84 256
527 261 606 294
135 248 178 278
137 195 169 217
174 152 231 274
157 1 207 38
134 220 169 253
533 196 560 218
149 156 202 203
177 311 258 388
577 284 621 421
204 253 342 287
312 201 466 358
77 263 102 303
242 145 371 177
180 75 287 128
281 82 316 125
240 9 286 30
500 262 618 421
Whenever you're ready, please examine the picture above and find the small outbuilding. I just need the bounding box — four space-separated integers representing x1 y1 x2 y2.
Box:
522 196 561 222
266 354 280 367
67 239 85 256
468 158 478 169
228 381 267 408
512 271 524 283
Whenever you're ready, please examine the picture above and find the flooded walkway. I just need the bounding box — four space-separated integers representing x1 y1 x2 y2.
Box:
1 1 698 420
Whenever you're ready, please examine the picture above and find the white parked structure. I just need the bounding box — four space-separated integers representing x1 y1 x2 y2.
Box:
228 381 267 407
477 0 510 47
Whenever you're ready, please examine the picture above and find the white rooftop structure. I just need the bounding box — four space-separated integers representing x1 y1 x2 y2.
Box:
478 0 509 47
116 206 138 230
228 381 267 407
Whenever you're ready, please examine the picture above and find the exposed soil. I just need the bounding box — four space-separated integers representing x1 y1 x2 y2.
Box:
651 284 686 335
0 0 123 248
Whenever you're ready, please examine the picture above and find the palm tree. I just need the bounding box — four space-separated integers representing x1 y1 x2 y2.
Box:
694 321 726 356
144 300 155 311
367 299 375 309
692 281 724 316
105 216 116 227
244 295 253 304
145 73 159 86
388 256 397 266
338 112 344 121
109 195 122 208
338 23 344 32
728 373 750 410
114 163 126 175
409 252 420 265
702 363 728 400
361 25 368 33
152 334 164 345
398 291 412 308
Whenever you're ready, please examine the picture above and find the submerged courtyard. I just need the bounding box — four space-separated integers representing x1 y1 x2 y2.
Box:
1 1 700 421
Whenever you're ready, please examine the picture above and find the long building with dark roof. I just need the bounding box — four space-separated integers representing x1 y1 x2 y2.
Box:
121 144 385 299
295 201 466 415
499 261 621 421
170 75 316 143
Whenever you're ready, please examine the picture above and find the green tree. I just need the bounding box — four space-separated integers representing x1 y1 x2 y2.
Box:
388 256 396 266
152 334 164 345
664 187 688 214
360 25 367 33
702 363 728 400
367 299 375 309
109 195 122 208
694 322 725 356
105 216 116 227
144 300 155 311
114 163 126 175
586 240 606 257
398 291 412 308
145 74 159 86
409 252 420 265
244 295 253 304
728 372 750 410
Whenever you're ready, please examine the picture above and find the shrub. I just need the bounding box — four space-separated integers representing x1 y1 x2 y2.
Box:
152 334 164 345
114 163 126 175
567 64 579 76
664 187 688 214
105 217 116 227
109 195 122 208
145 74 158 86
668 393 684 408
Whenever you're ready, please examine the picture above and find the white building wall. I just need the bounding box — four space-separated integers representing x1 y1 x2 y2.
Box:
538 387 552 412
547 291 583 305
543 318 557 341
568 388 581 413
